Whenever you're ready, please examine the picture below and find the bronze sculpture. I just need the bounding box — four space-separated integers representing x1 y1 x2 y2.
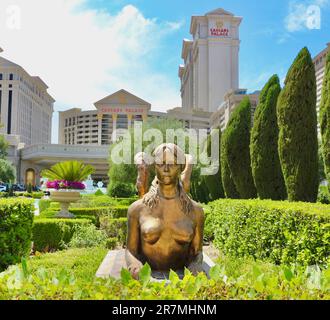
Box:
126 143 204 279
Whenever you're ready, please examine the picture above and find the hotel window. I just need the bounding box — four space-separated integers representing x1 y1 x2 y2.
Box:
7 91 12 134
65 119 68 127
9 74 14 81
0 74 2 80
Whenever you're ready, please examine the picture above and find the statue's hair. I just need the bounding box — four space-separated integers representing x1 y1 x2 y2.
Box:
142 144 193 215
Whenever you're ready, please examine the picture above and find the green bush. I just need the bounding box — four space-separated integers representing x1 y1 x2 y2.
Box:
106 237 118 249
250 75 286 200
68 224 107 248
277 47 319 202
94 189 104 196
318 185 330 204
99 217 127 246
203 128 224 201
0 250 329 300
27 183 33 194
38 199 51 213
206 199 330 266
320 51 330 191
221 127 240 199
108 181 136 198
0 198 34 271
32 219 91 252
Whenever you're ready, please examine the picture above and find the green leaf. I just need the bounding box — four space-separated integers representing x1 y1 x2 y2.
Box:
121 268 133 285
283 267 294 282
209 265 222 281
138 263 151 286
21 257 29 278
169 269 180 285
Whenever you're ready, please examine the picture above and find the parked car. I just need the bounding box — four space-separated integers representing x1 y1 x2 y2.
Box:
0 185 7 192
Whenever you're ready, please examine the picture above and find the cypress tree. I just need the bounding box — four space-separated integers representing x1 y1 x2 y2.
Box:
277 47 319 202
204 128 225 200
250 75 287 200
220 128 240 198
320 51 330 190
225 97 257 199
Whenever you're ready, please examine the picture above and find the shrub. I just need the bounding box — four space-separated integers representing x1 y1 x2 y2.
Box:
0 252 329 300
106 237 118 249
27 183 33 194
99 217 127 246
32 219 91 252
225 97 257 198
320 51 330 191
108 181 136 198
94 189 104 196
250 75 286 200
203 128 224 201
68 224 107 248
277 47 319 202
206 199 330 266
318 185 330 204
0 198 34 271
38 199 52 213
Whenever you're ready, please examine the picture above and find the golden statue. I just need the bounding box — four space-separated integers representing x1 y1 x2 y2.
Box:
126 143 204 278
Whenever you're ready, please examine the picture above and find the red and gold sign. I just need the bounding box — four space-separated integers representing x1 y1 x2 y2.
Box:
210 20 229 37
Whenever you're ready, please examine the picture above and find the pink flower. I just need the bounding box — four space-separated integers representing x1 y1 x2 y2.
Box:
46 180 86 190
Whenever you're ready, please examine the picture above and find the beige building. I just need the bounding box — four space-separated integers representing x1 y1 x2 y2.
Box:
179 8 242 114
313 43 330 133
59 89 211 146
210 89 260 131
0 55 55 145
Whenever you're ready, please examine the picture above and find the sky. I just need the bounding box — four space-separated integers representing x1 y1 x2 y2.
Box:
0 0 329 143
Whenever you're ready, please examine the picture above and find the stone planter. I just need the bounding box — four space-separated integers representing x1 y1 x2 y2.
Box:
50 190 81 218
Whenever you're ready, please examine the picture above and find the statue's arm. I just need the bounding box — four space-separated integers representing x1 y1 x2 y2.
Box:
187 206 204 275
125 204 143 279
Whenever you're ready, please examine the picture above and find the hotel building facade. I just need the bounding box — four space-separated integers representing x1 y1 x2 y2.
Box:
179 8 242 114
58 89 211 146
0 56 54 145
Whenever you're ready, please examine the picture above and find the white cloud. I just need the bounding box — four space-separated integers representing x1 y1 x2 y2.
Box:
0 0 183 142
285 0 328 32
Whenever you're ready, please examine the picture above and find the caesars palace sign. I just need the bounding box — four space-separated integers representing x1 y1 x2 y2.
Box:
210 20 229 37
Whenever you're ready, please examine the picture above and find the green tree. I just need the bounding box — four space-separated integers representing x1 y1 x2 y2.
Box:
220 127 240 199
0 135 8 159
320 51 330 190
277 47 319 202
203 128 225 200
225 97 257 199
108 118 186 197
0 159 16 183
250 75 287 200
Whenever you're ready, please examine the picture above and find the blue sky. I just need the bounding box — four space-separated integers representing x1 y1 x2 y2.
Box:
0 0 329 143
82 0 330 89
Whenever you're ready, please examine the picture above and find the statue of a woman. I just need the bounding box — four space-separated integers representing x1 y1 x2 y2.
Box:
126 143 204 279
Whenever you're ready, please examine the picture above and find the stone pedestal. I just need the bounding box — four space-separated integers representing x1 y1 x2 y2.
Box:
96 249 215 281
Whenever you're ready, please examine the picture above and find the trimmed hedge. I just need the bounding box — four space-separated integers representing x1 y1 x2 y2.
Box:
32 219 91 252
277 47 319 202
0 198 35 271
320 51 330 191
225 97 257 199
250 74 286 200
99 217 127 246
205 199 330 266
